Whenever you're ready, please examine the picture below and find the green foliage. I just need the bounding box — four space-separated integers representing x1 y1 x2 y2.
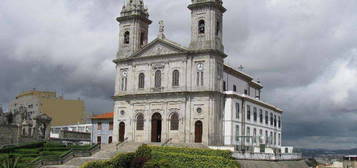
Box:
135 145 152 159
111 152 135 168
80 160 112 168
149 146 232 158
0 156 19 168
151 151 239 168
143 159 171 168
81 145 239 168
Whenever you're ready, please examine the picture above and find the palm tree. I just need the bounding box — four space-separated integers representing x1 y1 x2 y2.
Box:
1 155 19 168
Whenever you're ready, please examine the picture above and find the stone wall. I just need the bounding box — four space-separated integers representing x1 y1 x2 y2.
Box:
0 125 18 146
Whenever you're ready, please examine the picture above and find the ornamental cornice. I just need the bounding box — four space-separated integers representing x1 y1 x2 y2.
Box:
188 2 227 13
112 91 224 100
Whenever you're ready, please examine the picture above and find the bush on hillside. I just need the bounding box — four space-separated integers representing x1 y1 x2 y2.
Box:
149 146 232 158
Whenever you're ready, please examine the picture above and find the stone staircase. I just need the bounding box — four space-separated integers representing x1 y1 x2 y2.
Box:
41 142 142 168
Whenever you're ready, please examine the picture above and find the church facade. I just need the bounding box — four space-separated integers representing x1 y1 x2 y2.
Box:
113 0 283 151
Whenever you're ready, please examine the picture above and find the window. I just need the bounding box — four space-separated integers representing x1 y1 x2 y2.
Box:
124 31 130 44
170 113 179 130
265 131 268 144
246 127 250 143
140 32 145 46
235 125 240 142
97 122 102 130
270 113 274 126
259 109 263 123
235 103 240 119
278 117 281 128
233 85 237 92
253 128 257 143
172 70 180 86
108 136 113 144
265 111 269 124
274 132 277 145
155 70 161 88
138 73 145 89
247 105 251 120
121 77 127 91
223 81 226 91
109 122 113 130
97 136 102 144
136 113 144 130
216 21 220 36
278 133 281 146
253 107 257 122
198 20 205 34
274 115 277 127
259 129 263 143
270 132 273 145
197 71 204 86
244 89 248 95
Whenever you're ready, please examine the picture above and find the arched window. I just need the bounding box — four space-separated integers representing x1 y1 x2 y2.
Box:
253 107 257 122
198 20 205 34
124 31 130 44
155 70 161 88
138 73 145 89
170 113 179 130
140 32 145 46
136 113 144 130
172 70 180 86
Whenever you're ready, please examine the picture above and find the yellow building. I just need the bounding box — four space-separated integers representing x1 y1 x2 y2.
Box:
9 90 86 126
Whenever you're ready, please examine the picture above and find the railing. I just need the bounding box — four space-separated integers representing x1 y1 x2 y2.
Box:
29 144 101 168
161 138 172 146
232 152 303 161
116 137 129 150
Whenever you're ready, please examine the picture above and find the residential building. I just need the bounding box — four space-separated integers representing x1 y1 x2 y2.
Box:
9 90 86 126
91 112 114 144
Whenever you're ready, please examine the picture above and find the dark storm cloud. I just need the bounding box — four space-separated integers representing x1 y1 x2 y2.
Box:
0 0 356 149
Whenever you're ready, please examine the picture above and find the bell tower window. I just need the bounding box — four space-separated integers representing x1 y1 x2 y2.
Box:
216 21 220 36
198 20 205 34
124 31 130 44
140 32 145 46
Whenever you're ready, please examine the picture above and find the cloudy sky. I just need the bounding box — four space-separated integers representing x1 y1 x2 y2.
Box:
0 0 356 149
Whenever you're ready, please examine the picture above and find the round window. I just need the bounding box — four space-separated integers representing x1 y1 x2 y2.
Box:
197 108 202 114
120 110 125 115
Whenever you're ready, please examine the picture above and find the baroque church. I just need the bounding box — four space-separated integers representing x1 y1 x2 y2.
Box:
113 0 283 152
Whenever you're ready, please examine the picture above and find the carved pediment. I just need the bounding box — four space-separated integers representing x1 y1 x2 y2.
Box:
132 38 187 58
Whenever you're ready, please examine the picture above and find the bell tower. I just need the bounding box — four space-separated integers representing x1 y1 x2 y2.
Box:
188 0 226 52
116 0 152 59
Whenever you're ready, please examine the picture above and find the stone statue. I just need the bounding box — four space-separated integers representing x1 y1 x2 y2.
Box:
158 20 165 39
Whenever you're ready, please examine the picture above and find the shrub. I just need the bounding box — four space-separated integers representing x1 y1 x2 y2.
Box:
151 151 240 168
143 159 171 168
111 152 135 168
80 160 112 168
130 144 152 168
149 146 232 158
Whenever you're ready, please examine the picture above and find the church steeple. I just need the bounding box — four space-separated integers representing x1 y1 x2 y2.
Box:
116 0 152 59
188 0 226 52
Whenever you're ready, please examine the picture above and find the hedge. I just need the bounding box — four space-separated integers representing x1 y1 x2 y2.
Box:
151 151 239 168
81 145 239 168
149 146 232 158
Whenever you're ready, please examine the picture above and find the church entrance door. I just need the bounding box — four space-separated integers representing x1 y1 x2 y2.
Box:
119 122 125 142
195 121 203 143
151 113 162 142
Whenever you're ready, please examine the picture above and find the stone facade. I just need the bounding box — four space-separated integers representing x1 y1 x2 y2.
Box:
112 0 284 149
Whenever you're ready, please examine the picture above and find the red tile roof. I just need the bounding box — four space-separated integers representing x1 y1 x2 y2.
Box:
91 112 114 120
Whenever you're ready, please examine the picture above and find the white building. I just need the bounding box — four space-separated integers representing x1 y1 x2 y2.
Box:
50 124 92 139
112 0 286 153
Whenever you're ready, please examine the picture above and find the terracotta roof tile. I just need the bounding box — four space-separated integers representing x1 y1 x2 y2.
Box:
91 112 114 119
